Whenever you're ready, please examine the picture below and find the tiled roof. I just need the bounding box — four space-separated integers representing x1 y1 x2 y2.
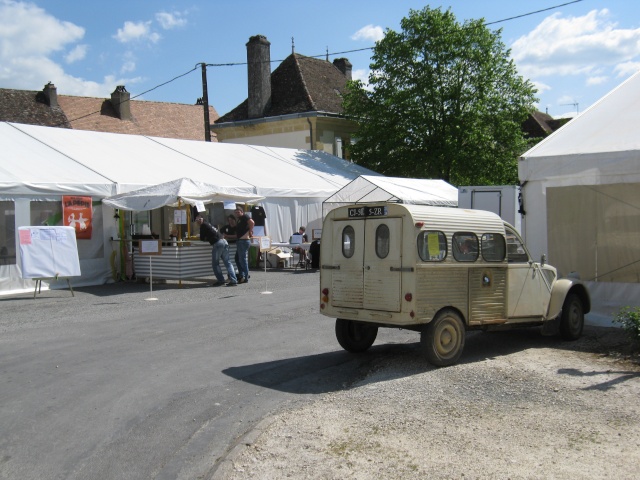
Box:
0 89 70 128
216 53 348 123
0 88 218 141
59 96 218 141
522 110 569 138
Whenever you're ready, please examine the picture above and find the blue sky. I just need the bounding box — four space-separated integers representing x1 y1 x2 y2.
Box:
1 0 639 119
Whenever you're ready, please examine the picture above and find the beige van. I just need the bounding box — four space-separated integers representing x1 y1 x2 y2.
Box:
319 203 590 367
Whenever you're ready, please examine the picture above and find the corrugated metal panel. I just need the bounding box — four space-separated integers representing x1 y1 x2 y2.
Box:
331 267 364 308
364 273 400 311
134 243 236 279
406 205 505 236
415 267 468 321
469 268 508 324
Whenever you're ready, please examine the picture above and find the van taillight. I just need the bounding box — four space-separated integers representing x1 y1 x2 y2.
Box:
321 287 329 304
405 293 412 302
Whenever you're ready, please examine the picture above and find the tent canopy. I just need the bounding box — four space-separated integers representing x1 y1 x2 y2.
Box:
0 122 377 198
102 177 264 211
323 175 458 215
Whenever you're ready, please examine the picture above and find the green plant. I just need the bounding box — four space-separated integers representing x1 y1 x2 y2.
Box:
613 307 640 347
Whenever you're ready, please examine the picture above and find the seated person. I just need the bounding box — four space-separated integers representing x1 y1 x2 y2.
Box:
291 226 308 264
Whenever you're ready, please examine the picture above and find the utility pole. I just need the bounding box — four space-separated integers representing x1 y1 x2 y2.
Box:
200 63 211 142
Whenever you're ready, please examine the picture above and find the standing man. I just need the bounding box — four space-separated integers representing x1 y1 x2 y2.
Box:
234 206 254 284
220 214 239 282
196 215 238 287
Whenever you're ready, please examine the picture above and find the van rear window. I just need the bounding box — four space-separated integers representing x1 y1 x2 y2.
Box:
342 225 355 258
375 224 390 258
417 231 447 262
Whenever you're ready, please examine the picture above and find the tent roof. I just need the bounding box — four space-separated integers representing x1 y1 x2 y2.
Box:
522 70 640 160
1 122 377 198
102 177 264 211
324 175 458 207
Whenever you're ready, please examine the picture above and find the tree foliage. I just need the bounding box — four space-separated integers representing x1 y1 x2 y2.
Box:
342 7 538 186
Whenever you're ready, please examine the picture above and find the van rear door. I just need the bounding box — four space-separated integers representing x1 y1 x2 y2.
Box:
364 217 402 312
330 216 402 313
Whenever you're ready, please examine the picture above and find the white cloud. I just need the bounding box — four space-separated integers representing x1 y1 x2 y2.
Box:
531 81 551 95
512 9 640 79
65 44 87 63
114 20 160 44
0 0 84 57
0 1 141 98
156 11 187 30
614 61 640 77
586 75 608 86
351 24 384 43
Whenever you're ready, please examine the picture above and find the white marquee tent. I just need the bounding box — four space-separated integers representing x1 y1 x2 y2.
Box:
323 175 458 216
0 122 377 295
519 70 640 314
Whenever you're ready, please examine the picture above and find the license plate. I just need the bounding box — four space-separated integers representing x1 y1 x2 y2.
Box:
348 206 388 218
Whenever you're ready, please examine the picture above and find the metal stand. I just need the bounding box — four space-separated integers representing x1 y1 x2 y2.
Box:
33 278 74 298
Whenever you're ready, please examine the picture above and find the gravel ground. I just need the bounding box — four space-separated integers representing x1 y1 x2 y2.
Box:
215 326 640 480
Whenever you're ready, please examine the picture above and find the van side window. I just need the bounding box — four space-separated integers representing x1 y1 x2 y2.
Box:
506 230 529 263
417 231 447 262
452 232 478 262
481 233 506 262
375 224 390 259
342 225 355 258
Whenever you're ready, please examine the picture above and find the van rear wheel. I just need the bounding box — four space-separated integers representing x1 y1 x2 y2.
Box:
421 310 465 367
335 319 378 353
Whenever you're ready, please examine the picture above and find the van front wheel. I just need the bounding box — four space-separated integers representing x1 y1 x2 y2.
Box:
560 293 584 340
335 319 378 353
421 310 465 367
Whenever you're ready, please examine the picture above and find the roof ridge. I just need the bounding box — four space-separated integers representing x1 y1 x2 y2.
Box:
292 54 317 111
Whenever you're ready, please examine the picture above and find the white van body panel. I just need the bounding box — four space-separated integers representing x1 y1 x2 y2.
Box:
319 203 588 329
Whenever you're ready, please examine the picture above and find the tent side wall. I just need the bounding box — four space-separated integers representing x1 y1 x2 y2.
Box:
519 152 640 317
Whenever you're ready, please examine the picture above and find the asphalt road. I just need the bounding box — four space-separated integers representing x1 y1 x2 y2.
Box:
0 269 416 480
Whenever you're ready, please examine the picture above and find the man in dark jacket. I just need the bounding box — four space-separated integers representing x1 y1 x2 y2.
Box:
196 215 238 286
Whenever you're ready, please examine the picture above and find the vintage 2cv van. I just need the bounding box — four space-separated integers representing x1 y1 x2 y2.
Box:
319 203 590 366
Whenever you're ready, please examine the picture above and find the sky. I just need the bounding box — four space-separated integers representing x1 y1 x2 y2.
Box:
1 0 640 119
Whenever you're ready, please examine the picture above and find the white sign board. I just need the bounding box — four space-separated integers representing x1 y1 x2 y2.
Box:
19 226 81 279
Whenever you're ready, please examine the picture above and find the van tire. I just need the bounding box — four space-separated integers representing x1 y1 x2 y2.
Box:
335 319 378 353
421 310 465 367
560 293 584 341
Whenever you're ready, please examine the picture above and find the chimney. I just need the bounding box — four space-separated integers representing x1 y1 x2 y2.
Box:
42 82 58 107
333 58 352 81
246 35 271 119
110 85 131 120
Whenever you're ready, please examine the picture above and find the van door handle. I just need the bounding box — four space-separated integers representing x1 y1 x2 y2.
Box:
366 265 370 270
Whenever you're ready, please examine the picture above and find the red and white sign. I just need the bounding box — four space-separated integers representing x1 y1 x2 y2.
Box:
62 196 92 239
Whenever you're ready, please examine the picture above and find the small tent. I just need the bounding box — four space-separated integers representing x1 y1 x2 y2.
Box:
323 175 458 216
519 70 640 314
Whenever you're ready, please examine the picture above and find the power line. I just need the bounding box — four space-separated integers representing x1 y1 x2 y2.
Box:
59 0 584 125
485 0 584 26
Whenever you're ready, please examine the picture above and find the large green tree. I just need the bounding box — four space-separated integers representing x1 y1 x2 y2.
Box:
343 7 537 185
